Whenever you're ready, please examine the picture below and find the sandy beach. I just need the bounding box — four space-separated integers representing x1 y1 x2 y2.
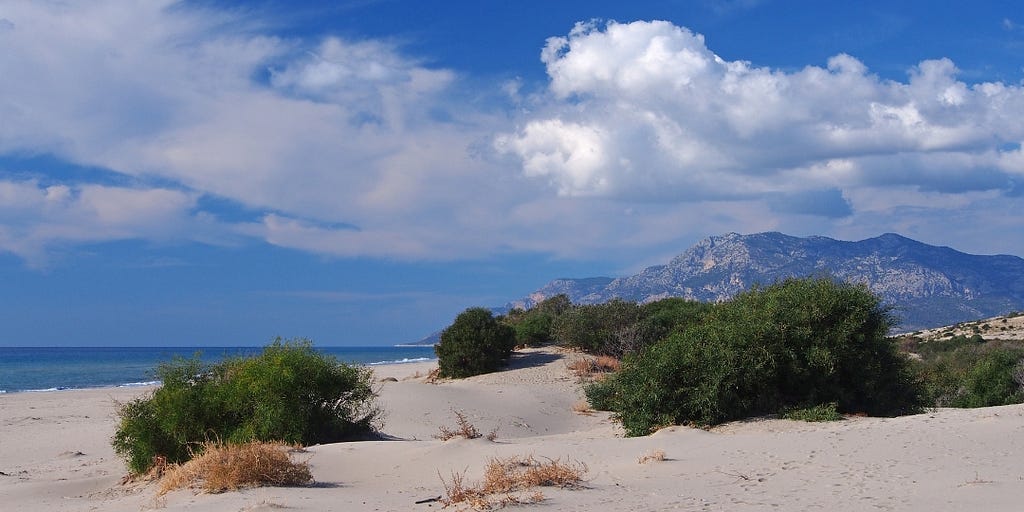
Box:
3 346 1024 511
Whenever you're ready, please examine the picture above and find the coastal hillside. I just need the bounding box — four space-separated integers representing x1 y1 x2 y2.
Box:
909 311 1024 341
509 232 1024 331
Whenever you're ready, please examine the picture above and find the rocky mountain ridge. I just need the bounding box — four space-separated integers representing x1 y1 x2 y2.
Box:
509 232 1024 331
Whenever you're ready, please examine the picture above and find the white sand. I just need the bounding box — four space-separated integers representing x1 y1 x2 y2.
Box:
3 347 1024 511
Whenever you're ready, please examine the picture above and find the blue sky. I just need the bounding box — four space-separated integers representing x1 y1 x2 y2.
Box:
1 0 1023 346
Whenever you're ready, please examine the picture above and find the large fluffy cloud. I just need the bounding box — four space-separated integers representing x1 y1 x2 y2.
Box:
497 20 1024 209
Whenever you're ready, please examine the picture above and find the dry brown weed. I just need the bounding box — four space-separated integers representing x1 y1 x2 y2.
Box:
567 356 621 382
566 358 593 379
426 367 442 383
158 441 312 495
593 355 621 372
435 410 498 441
482 455 587 493
571 400 594 415
440 455 585 510
637 449 666 464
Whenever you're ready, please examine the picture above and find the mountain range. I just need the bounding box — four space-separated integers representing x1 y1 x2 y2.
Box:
508 232 1024 332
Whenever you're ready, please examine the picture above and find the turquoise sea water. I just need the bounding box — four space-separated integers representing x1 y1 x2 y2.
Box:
0 346 437 393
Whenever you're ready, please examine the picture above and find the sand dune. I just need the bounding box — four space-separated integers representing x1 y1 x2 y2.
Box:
3 346 1024 511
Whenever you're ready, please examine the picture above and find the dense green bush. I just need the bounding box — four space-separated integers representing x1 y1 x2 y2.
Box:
956 349 1024 407
501 295 572 347
435 307 516 378
628 298 713 355
913 339 1024 408
513 312 554 346
587 278 925 435
532 294 573 317
783 402 844 422
112 339 380 475
551 299 642 356
550 297 708 358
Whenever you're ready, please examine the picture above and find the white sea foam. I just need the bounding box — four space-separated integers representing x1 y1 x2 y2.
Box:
21 387 67 393
367 357 435 366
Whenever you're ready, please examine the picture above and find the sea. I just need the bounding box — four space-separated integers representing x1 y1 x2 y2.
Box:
0 345 437 394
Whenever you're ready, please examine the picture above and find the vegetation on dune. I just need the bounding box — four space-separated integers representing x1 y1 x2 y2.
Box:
584 278 925 435
444 278 1024 435
550 296 712 358
551 299 643 356
901 334 1024 408
503 294 572 347
112 338 381 475
435 307 516 378
783 402 844 422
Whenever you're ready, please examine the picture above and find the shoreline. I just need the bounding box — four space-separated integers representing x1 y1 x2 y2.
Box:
0 347 438 394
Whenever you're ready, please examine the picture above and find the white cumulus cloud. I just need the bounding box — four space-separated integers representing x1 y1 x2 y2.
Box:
498 20 1024 207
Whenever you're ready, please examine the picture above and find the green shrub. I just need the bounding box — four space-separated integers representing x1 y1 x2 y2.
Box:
533 294 572 317
583 376 620 412
112 339 380 475
954 349 1024 407
587 278 925 435
914 341 1024 408
435 307 516 378
783 402 844 422
501 295 572 348
513 312 554 347
639 298 712 335
552 299 642 356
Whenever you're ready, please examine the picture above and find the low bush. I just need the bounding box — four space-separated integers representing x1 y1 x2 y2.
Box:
551 297 709 358
587 278 925 435
502 295 572 348
435 308 516 378
913 340 1024 408
783 402 844 422
112 339 380 475
956 349 1024 407
513 312 554 347
551 299 641 356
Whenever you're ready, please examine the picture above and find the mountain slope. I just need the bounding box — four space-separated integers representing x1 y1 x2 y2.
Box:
511 232 1024 331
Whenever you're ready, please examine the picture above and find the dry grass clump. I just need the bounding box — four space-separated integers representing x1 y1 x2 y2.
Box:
566 358 593 379
593 355 621 372
158 441 312 495
439 455 586 510
637 449 666 464
571 399 595 416
482 455 587 492
435 410 498 442
567 356 621 382
426 367 443 383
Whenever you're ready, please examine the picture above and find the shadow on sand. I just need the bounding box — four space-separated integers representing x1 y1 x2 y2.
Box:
502 349 564 371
